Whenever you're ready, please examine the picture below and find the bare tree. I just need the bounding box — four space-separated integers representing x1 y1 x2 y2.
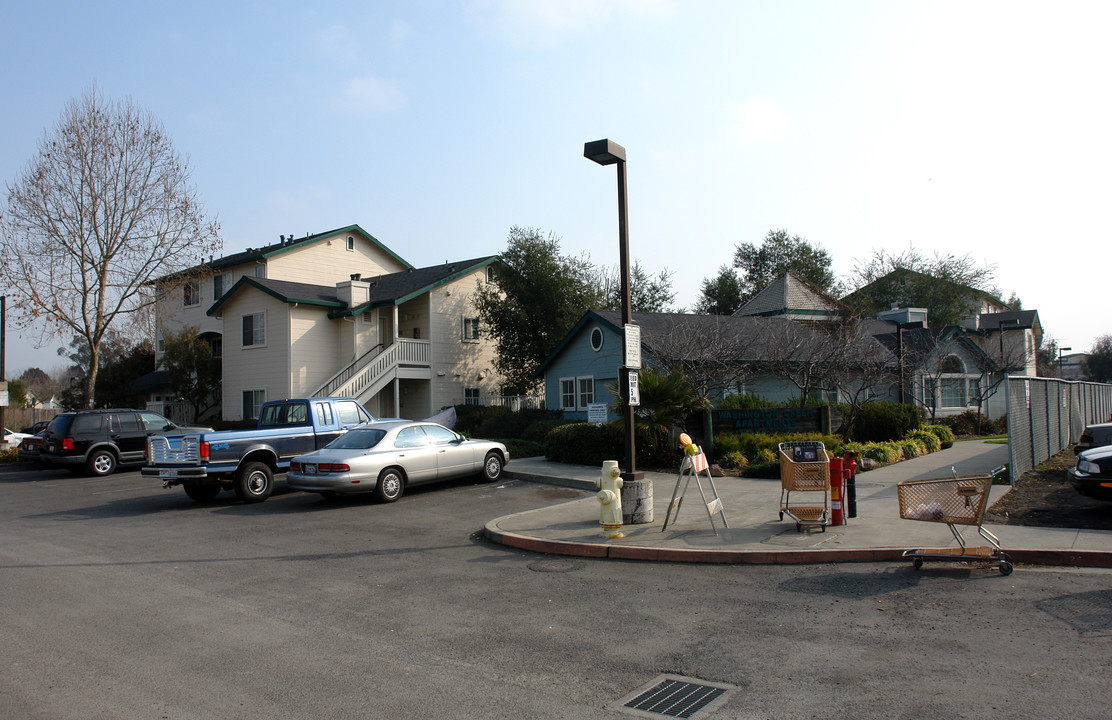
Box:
824 317 898 435
1 86 221 407
754 319 849 407
646 315 761 401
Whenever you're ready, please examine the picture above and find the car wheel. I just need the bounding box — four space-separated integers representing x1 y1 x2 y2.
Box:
481 451 503 482
183 483 221 502
235 461 274 503
87 449 117 476
374 468 405 503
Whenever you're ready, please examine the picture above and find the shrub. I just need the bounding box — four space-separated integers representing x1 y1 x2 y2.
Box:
925 424 955 444
0 448 18 464
858 441 902 464
846 402 921 442
936 411 1006 437
451 404 508 436
545 422 623 466
503 439 545 459
522 418 572 443
740 461 780 478
907 429 942 453
720 451 749 470
899 439 926 459
715 431 843 465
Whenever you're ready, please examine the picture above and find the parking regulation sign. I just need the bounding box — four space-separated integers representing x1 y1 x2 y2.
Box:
628 371 640 407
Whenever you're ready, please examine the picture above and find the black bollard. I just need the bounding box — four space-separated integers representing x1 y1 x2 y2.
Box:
845 451 858 519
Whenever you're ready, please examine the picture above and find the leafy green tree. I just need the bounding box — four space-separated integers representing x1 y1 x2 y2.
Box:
594 261 676 313
1085 335 1112 383
845 247 1001 326
1035 335 1061 377
56 331 152 409
96 340 155 409
161 326 221 422
695 265 744 315
733 229 836 304
5 379 27 409
475 227 602 394
18 367 56 407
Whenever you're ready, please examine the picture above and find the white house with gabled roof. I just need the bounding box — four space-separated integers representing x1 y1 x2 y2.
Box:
146 224 504 422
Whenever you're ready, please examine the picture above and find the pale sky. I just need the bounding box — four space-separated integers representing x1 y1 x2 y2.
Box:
2 0 1108 377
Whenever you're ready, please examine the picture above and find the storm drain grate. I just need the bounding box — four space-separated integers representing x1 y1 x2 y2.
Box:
611 675 735 719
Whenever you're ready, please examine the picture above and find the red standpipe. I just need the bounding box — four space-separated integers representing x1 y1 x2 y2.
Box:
829 457 845 526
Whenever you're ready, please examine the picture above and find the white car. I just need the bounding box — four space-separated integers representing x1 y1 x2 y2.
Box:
3 427 34 448
287 420 508 502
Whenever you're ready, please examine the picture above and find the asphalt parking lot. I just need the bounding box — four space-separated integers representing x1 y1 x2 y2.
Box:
2 463 1111 719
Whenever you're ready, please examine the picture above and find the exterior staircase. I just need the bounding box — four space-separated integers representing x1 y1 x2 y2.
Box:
312 338 430 405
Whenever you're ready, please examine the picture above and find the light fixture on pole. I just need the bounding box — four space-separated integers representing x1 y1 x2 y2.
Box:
1059 346 1072 376
584 138 643 489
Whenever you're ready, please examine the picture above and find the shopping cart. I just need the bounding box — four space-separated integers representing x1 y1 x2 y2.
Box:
777 441 830 532
897 466 1013 575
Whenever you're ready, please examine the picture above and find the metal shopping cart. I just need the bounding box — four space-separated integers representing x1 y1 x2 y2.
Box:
778 441 830 532
897 466 1013 575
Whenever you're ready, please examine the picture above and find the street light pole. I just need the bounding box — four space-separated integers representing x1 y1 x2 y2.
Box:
584 139 642 487
1059 346 1072 377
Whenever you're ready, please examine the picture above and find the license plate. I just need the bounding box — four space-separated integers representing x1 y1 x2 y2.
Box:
304 464 317 475
159 469 178 479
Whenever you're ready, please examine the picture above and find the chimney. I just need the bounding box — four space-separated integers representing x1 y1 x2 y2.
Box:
280 235 286 244
337 277 370 307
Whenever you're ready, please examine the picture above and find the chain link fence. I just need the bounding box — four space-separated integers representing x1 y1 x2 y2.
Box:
1006 376 1112 479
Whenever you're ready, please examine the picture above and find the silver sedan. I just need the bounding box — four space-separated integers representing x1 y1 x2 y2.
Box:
286 420 509 502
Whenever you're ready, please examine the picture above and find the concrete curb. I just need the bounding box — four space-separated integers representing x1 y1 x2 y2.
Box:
482 523 1112 568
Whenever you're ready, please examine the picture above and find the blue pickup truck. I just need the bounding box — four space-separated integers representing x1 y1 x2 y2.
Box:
141 397 374 503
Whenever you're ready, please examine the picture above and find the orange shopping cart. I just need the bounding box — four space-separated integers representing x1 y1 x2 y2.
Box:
897 466 1013 575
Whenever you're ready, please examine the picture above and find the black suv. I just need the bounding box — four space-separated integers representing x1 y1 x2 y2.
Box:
40 410 213 476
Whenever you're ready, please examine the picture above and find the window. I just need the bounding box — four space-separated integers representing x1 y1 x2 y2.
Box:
346 236 355 251
242 390 265 420
462 317 480 342
254 263 266 278
259 402 303 427
424 424 459 445
395 426 429 448
465 388 480 405
590 327 604 352
577 377 594 408
940 377 967 407
334 400 370 424
413 327 421 339
139 412 170 432
560 378 576 411
242 312 265 347
213 272 232 299
183 280 200 307
209 336 222 359
486 266 495 282
111 413 140 433
314 402 333 427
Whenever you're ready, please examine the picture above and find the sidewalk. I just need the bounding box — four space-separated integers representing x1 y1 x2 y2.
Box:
486 440 1112 568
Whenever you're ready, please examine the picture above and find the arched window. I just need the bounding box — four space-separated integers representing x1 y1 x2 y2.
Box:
941 355 964 373
939 354 970 408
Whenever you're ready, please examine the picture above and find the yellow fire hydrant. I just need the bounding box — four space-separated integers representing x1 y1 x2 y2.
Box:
596 460 624 538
